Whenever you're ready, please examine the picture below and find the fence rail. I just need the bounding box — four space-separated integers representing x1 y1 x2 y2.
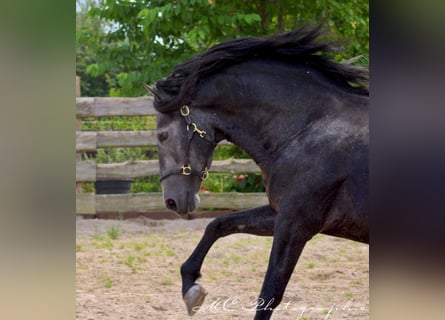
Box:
76 130 234 150
77 192 269 215
77 97 157 117
77 158 260 181
76 96 266 217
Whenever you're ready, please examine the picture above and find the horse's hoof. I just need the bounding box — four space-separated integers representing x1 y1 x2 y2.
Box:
183 284 207 316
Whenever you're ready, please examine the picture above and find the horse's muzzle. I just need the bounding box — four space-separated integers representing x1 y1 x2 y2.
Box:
164 192 200 216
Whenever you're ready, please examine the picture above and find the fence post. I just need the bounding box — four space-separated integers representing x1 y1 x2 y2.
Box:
76 76 83 193
76 76 81 98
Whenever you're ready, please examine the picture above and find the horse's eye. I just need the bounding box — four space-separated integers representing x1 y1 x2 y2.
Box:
158 132 169 143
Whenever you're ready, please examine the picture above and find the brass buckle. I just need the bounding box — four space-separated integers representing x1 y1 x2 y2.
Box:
180 105 190 116
201 167 209 180
181 164 192 176
187 123 206 138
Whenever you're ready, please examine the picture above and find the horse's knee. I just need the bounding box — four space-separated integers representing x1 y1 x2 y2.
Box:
202 216 230 240
206 217 222 233
206 214 246 238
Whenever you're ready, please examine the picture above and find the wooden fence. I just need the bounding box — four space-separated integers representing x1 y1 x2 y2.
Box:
76 96 268 218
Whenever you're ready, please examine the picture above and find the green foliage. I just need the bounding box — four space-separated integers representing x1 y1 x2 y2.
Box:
230 174 265 193
76 0 111 96
131 177 162 193
207 146 265 192
81 116 157 165
201 172 264 193
93 147 152 164
76 0 368 193
82 0 265 96
213 145 250 160
77 0 368 97
80 113 162 191
81 182 95 193
201 174 231 193
81 115 157 131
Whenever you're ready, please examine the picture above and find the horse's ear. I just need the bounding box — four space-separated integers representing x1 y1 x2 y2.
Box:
143 83 163 102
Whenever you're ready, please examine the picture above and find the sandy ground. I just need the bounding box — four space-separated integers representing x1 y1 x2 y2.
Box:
76 216 368 320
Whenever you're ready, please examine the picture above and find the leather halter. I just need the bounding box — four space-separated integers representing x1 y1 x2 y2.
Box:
159 105 216 182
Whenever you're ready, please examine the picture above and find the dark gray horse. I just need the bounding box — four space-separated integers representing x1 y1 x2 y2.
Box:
145 24 368 320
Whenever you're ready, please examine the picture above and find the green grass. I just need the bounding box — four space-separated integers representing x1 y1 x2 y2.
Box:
232 237 258 248
106 225 120 240
93 238 113 250
221 254 243 265
92 233 105 241
349 280 363 286
344 292 354 299
101 275 113 288
220 269 233 277
160 276 173 286
230 254 242 264
92 225 104 240
207 272 218 281
133 242 146 252
124 255 137 272
155 244 176 257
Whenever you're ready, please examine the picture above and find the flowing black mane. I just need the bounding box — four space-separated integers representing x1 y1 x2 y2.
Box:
155 24 369 112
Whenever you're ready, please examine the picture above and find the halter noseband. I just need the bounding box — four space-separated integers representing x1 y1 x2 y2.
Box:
159 105 216 182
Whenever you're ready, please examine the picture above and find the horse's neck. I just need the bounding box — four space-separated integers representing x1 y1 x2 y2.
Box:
224 114 303 169
206 63 366 171
214 88 324 169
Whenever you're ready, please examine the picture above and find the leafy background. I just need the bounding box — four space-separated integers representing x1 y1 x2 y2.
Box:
76 0 368 193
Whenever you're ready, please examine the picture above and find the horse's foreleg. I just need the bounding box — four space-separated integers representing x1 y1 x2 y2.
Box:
181 205 276 315
253 212 316 320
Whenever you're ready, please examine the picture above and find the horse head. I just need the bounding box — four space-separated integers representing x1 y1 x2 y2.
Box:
146 84 217 216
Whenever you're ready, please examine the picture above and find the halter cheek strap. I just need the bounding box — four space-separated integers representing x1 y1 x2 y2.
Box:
159 105 215 182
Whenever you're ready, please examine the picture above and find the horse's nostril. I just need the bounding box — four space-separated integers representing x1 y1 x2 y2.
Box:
166 198 177 211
